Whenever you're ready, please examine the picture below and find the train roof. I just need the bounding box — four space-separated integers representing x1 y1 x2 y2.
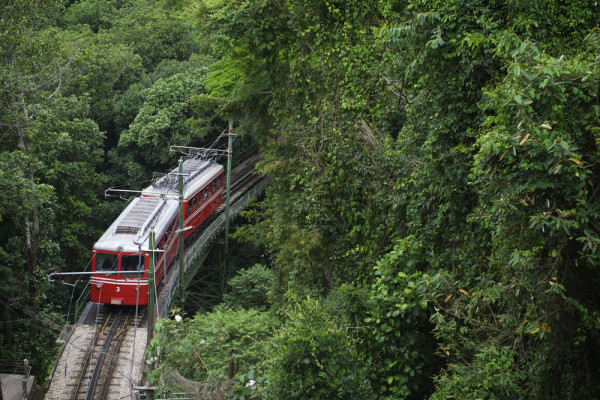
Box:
141 158 224 200
93 196 179 253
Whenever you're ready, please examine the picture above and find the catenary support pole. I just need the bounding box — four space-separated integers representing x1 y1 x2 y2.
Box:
178 158 185 310
147 231 155 346
223 122 234 286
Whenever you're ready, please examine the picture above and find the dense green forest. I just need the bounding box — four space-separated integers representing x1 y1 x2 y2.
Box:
1 0 599 398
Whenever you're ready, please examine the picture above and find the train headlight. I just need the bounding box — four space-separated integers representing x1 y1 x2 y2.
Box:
96 284 102 288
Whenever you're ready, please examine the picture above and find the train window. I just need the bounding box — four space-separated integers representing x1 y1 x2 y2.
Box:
96 253 117 275
204 188 207 201
198 192 202 204
121 254 146 277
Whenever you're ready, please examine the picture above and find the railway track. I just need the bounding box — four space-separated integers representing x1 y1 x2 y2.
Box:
70 307 144 400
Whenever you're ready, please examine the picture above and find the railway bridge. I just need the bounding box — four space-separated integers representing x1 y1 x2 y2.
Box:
45 148 266 400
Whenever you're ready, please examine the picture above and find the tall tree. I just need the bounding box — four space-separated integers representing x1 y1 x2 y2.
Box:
0 1 106 373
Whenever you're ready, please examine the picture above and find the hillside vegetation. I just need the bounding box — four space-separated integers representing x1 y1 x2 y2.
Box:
1 0 599 398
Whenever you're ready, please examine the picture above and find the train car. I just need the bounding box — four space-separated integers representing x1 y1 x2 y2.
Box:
142 158 225 239
90 197 179 305
90 158 224 306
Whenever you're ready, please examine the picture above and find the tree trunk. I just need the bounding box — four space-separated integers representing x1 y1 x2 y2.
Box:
17 92 40 369
18 92 39 273
4 301 12 348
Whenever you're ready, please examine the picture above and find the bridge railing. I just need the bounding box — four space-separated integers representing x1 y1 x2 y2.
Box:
184 177 269 269
163 274 179 318
162 178 268 317
74 281 90 323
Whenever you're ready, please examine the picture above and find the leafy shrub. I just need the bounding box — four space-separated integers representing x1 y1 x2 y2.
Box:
365 237 436 399
431 345 525 400
147 307 279 394
223 264 274 310
266 297 374 400
324 282 371 329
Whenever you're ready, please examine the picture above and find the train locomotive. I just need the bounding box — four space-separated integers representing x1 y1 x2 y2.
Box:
90 158 224 306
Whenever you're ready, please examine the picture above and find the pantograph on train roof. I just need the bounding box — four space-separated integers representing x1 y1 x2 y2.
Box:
151 158 214 193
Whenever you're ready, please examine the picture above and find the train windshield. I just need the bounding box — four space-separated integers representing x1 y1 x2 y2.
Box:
96 253 117 275
121 254 146 277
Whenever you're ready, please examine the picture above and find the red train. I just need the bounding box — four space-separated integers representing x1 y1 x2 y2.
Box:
90 158 224 305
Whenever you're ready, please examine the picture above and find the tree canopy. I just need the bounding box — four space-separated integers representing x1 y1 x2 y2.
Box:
1 0 599 398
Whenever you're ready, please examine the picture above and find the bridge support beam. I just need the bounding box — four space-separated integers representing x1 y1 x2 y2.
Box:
182 243 213 290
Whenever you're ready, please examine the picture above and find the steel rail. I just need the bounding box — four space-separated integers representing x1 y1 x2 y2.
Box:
72 332 97 400
72 310 113 400
85 309 124 400
96 311 133 400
